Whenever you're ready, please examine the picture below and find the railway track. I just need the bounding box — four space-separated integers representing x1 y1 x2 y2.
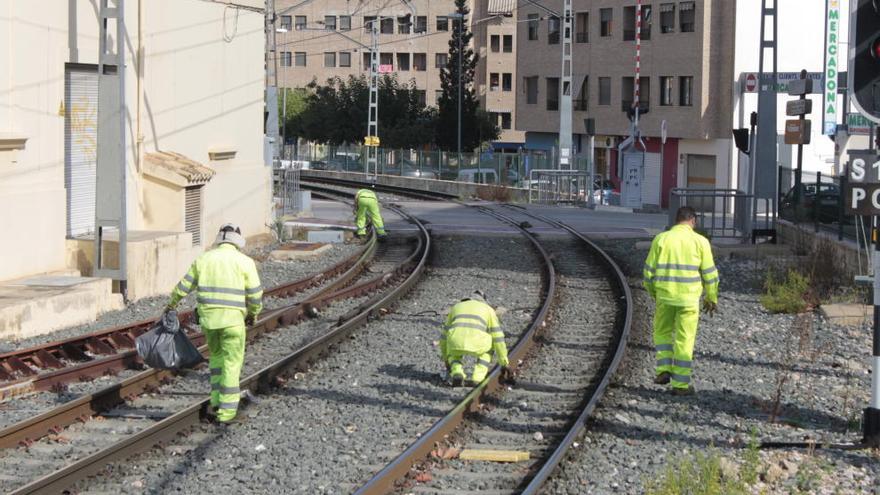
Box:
0 194 432 494
0 237 373 401
298 176 632 494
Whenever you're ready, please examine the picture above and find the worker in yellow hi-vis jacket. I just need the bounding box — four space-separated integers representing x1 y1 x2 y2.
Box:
167 223 263 424
439 290 510 387
355 188 386 239
643 207 719 396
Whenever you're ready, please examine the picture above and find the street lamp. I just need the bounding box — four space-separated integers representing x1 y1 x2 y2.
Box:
448 12 464 159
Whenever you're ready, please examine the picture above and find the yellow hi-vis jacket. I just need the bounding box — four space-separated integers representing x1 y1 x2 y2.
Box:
440 299 509 366
643 224 719 307
356 189 378 204
170 243 263 329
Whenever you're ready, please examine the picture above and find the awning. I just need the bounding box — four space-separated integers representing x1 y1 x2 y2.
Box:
143 151 215 187
488 0 515 15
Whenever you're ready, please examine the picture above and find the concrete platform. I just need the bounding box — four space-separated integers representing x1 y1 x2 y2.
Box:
820 303 872 327
0 273 124 341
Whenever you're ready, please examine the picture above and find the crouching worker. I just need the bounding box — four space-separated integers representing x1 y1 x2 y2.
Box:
439 290 510 387
355 187 386 240
167 223 263 424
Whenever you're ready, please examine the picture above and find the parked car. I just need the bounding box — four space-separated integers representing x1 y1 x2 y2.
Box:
457 168 498 184
779 183 845 224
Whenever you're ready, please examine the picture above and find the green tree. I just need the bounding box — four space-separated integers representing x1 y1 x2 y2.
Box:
289 75 435 149
278 88 309 142
436 0 499 152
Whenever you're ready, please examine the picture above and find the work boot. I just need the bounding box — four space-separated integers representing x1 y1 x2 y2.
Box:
241 389 261 406
377 234 388 243
670 386 696 396
653 372 671 385
464 379 479 387
203 405 218 423
450 375 464 387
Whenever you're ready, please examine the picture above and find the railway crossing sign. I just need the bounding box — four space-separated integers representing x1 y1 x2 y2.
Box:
364 136 380 147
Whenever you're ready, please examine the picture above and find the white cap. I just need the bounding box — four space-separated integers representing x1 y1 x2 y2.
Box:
215 223 245 249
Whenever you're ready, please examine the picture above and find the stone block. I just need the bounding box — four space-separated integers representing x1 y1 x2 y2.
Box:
307 230 345 244
820 303 872 327
268 242 332 261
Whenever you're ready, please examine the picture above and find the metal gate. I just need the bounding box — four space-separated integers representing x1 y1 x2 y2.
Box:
64 64 98 237
528 169 590 205
275 167 302 215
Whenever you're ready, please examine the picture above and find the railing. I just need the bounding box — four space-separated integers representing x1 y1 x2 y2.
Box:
778 166 855 241
669 188 753 241
528 170 591 206
274 168 302 215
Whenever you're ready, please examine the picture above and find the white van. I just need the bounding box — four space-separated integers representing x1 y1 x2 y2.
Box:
456 168 497 184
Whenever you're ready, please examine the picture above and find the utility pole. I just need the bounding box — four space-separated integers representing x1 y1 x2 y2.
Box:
265 0 280 166
365 19 380 180
558 0 573 170
457 15 462 160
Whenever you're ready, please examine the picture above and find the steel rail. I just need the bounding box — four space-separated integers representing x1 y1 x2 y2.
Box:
353 205 558 495
9 203 431 494
299 174 459 201
0 237 372 400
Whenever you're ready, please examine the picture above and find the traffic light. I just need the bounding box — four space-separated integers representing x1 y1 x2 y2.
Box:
732 128 750 155
850 0 880 122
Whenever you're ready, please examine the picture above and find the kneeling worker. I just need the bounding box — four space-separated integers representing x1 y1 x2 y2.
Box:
440 290 510 386
167 223 263 423
355 187 386 239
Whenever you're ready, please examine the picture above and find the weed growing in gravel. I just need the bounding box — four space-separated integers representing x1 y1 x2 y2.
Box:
740 429 761 485
760 269 811 314
268 217 287 243
645 449 747 495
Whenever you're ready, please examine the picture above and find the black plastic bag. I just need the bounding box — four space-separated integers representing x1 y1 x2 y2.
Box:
136 310 204 370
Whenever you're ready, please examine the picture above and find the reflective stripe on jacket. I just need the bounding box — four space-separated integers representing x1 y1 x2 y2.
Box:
356 189 378 204
171 243 263 328
643 224 718 306
439 299 509 366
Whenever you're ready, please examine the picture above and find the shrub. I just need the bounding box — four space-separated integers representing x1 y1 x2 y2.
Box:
475 184 512 202
645 449 747 495
760 269 811 314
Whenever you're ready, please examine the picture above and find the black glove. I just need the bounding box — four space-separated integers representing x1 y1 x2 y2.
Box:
245 314 256 326
164 303 177 314
500 365 515 384
702 300 717 317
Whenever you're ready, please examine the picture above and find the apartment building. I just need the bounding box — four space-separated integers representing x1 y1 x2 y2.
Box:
275 0 464 109
472 0 525 148
516 0 736 207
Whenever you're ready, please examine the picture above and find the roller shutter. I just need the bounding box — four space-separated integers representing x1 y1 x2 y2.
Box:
64 65 99 237
185 186 203 246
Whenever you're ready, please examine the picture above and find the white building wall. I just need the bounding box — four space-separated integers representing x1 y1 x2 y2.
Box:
0 1 268 282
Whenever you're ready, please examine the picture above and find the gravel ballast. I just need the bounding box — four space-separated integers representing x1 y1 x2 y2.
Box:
74 234 544 494
542 239 880 494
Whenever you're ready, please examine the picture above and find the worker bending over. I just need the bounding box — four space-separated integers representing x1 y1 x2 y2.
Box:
168 223 263 423
643 207 719 396
355 187 386 239
440 290 510 387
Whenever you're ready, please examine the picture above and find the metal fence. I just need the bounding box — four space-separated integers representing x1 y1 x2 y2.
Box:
274 168 301 216
669 188 753 241
528 170 591 205
777 166 856 241
279 143 589 188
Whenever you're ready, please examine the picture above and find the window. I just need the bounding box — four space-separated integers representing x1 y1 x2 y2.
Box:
599 77 611 105
363 52 371 71
324 15 336 30
679 76 693 106
491 35 500 53
490 73 500 91
436 16 449 31
435 90 443 104
641 5 653 40
364 16 376 32
324 52 336 67
294 16 307 30
397 53 410 71
340 15 351 31
280 51 292 67
185 187 203 246
660 76 674 105
280 15 292 31
500 112 511 130
546 77 559 111
380 52 393 67
416 90 426 107
435 53 448 68
622 77 634 108
503 35 513 52
413 53 426 71
380 17 394 34
415 16 427 33
574 76 588 111
525 76 538 104
502 73 512 92
339 52 351 67
660 4 675 33
639 76 650 107
398 16 410 34
575 12 589 43
600 8 613 37
624 7 636 40
680 1 695 32
548 16 560 44
528 14 539 40
294 52 306 67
